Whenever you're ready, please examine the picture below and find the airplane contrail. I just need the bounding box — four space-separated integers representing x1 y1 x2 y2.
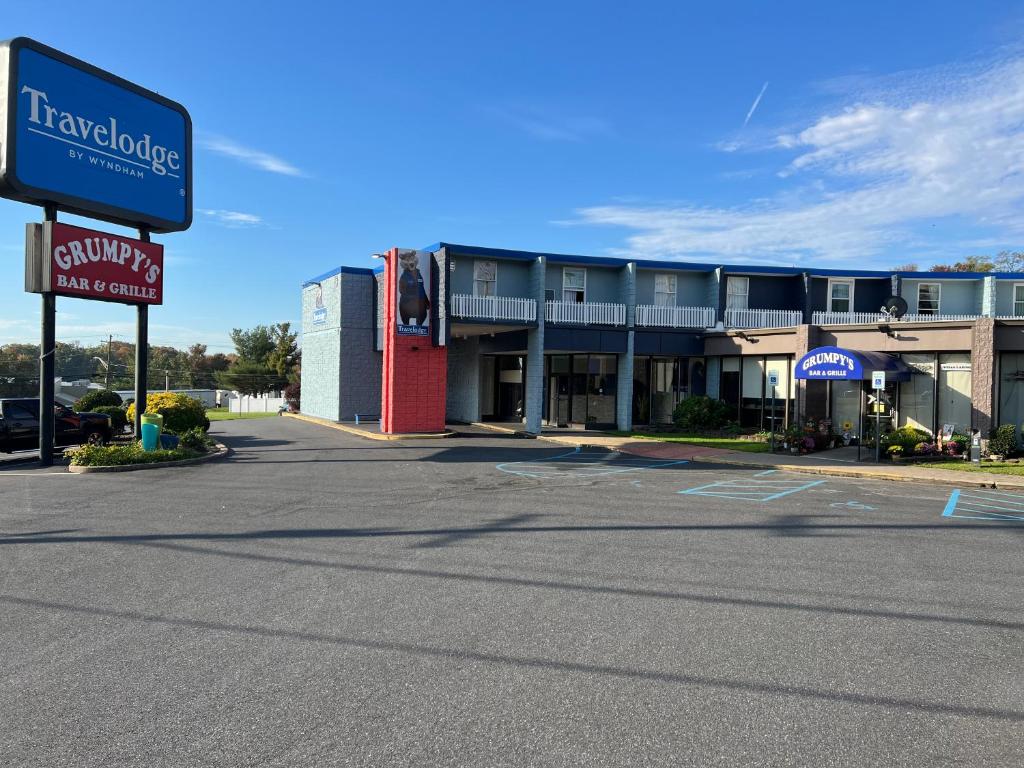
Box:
742 81 769 128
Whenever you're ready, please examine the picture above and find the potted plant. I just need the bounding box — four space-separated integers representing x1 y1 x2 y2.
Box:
887 445 904 462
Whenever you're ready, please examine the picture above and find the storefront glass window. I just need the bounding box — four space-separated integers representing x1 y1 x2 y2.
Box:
831 381 861 437
740 357 764 428
587 355 617 425
651 358 677 424
937 353 972 434
998 353 1024 443
898 354 935 433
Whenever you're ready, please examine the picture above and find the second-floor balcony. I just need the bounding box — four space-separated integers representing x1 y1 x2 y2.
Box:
545 300 626 326
636 304 716 329
812 311 981 325
725 308 803 329
451 293 537 323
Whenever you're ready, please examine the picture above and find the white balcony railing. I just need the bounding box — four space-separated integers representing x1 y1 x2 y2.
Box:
725 308 803 329
813 311 980 325
635 304 716 328
545 300 626 326
450 294 537 323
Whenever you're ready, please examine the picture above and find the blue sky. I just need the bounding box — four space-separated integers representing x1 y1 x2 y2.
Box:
1 1 1023 350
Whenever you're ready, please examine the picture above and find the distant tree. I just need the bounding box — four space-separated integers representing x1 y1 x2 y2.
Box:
993 251 1024 272
229 325 275 366
929 255 994 273
215 360 285 396
267 323 299 380
892 263 918 272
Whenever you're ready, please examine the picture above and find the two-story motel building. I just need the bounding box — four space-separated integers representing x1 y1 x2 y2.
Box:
301 243 1024 443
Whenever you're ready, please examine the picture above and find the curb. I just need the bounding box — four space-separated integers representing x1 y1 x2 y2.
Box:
286 412 456 441
66 442 231 473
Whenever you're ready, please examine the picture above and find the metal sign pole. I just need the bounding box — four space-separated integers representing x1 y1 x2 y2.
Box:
38 204 57 467
875 385 882 463
133 229 150 437
770 384 776 452
857 385 862 462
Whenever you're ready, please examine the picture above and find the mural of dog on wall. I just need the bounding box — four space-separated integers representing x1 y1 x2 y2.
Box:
398 250 430 326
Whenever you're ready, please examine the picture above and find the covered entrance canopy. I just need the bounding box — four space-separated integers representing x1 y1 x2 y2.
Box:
795 346 912 382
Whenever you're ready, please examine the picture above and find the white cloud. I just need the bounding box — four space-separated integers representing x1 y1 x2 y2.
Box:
489 107 612 142
198 209 263 228
572 55 1024 265
200 134 305 177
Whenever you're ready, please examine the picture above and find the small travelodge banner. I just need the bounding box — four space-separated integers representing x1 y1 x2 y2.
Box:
25 221 163 305
395 249 431 336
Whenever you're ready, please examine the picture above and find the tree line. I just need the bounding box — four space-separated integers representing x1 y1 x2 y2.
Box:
0 322 299 398
894 251 1024 273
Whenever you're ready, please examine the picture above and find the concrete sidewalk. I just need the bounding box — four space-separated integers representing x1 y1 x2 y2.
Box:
538 432 1024 490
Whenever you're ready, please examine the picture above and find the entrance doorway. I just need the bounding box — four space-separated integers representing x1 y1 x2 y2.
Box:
480 355 525 422
544 354 617 428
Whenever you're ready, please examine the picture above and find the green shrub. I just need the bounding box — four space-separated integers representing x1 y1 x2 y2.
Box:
988 424 1018 457
672 396 732 431
880 425 932 455
92 405 128 433
74 389 122 411
67 441 201 467
126 392 208 434
179 427 215 453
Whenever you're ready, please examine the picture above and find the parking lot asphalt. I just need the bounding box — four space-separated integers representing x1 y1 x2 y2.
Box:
1 417 1021 767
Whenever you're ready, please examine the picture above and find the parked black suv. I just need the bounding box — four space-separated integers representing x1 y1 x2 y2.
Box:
0 398 113 453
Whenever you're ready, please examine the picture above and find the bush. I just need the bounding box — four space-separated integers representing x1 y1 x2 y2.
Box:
284 381 300 411
126 392 208 434
988 424 1018 457
881 425 933 455
67 441 200 467
178 426 215 453
672 396 732 431
93 405 128 433
74 389 122 411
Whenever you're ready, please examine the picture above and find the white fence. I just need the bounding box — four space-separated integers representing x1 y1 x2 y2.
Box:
545 300 626 325
813 311 981 324
450 294 537 322
725 308 803 329
635 304 716 328
228 395 286 414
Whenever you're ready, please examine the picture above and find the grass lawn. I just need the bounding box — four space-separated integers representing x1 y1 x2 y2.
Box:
608 431 771 453
926 460 1024 475
206 408 279 421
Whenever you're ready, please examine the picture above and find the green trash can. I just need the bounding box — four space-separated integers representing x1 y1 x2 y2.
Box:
140 413 163 451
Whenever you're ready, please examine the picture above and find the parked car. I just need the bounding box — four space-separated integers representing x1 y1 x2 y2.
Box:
0 398 113 453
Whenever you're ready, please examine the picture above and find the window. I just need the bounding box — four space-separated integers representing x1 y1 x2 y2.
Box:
917 283 941 315
1014 283 1024 317
726 276 748 310
473 260 497 297
654 273 677 306
563 268 586 303
3 404 36 421
828 279 854 313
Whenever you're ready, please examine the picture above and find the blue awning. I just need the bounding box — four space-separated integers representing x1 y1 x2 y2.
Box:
795 346 913 382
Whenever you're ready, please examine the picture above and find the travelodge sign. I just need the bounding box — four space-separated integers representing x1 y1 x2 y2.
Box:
0 37 192 232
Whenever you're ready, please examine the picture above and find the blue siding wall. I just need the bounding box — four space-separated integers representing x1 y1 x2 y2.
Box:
635 269 711 306
745 275 804 311
545 264 622 303
995 280 1023 316
809 277 889 313
901 279 980 314
450 258 532 298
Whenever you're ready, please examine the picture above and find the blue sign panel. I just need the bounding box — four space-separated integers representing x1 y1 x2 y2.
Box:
0 38 191 232
796 346 864 380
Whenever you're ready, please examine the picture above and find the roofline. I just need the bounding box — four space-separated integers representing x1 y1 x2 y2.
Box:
302 265 376 287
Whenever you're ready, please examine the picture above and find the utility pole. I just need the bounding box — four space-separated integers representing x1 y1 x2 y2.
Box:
105 334 112 390
165 370 170 391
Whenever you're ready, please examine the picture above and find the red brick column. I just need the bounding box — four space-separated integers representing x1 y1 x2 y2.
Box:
381 248 447 433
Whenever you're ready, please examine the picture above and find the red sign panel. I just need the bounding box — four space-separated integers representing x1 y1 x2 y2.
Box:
43 222 163 304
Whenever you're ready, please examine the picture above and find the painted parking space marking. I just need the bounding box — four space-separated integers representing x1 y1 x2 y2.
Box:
942 489 1024 521
496 449 689 480
678 470 825 502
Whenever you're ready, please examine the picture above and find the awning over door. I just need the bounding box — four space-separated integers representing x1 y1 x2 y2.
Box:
795 346 913 382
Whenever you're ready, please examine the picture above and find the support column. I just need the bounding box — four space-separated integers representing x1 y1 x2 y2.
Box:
971 317 995 439
616 333 634 431
524 256 546 435
794 323 818 426
38 205 57 467
616 262 636 432
134 229 151 437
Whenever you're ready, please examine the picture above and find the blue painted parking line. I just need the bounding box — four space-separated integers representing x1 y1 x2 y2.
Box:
496 450 689 480
678 470 825 502
942 488 1024 521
